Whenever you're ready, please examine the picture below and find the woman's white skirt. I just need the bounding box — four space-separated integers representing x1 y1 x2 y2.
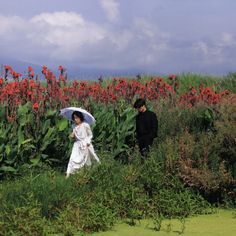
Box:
66 141 99 177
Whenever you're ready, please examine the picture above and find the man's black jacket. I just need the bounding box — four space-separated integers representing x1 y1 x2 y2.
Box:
135 110 158 149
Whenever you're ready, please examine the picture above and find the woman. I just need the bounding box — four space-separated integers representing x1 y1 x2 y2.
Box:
66 111 100 178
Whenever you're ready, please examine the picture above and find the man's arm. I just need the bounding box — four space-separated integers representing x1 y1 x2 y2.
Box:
150 112 158 139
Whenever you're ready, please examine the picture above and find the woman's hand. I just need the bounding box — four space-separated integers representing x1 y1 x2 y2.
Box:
70 132 75 139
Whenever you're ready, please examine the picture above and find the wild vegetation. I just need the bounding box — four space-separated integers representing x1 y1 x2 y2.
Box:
0 66 235 235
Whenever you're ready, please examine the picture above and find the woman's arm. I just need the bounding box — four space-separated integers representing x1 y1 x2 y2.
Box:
85 124 93 145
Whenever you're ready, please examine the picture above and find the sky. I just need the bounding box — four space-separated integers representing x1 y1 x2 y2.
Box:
0 0 236 76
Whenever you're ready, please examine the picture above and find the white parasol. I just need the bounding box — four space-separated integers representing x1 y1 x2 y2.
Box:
60 107 96 125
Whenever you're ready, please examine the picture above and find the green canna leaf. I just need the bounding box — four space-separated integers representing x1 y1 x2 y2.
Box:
57 118 68 131
0 166 17 172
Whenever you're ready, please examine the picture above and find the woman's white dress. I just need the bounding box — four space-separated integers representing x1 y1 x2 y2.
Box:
66 122 100 177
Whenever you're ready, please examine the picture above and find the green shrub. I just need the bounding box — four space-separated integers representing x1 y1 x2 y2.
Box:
0 194 48 236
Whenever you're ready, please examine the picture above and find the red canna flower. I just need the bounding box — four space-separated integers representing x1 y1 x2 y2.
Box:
168 74 177 80
59 75 65 81
58 65 64 71
33 102 39 110
4 65 13 72
28 66 33 72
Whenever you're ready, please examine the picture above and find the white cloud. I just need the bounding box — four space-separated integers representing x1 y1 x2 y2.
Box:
0 15 26 35
192 32 236 61
133 17 169 44
131 18 170 66
192 41 209 56
108 30 133 51
191 38 234 65
220 32 236 47
99 0 120 22
0 12 171 69
0 12 108 62
31 11 85 27
29 12 106 49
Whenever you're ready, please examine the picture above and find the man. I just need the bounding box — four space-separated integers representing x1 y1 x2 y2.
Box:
133 98 158 160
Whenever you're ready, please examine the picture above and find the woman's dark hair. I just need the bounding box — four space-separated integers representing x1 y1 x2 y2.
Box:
72 111 85 122
133 98 146 109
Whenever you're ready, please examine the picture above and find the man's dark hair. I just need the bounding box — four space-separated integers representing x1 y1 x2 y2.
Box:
71 111 85 122
133 98 146 109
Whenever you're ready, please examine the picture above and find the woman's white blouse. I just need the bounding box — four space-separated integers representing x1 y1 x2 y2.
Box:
73 122 93 149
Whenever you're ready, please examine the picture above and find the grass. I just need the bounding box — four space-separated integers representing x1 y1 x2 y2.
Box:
91 209 236 236
0 159 212 235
